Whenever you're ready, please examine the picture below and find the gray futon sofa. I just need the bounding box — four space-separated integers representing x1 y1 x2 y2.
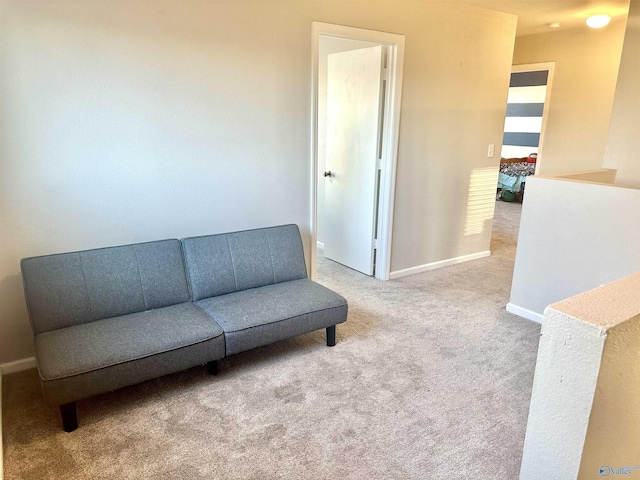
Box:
21 224 347 432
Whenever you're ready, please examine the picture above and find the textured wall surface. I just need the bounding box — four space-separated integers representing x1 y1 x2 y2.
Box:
520 308 605 479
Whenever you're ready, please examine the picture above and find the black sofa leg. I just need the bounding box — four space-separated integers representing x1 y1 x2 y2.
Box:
60 401 78 432
207 360 219 375
326 325 336 347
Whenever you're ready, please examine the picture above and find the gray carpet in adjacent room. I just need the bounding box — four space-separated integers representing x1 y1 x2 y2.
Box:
2 200 541 479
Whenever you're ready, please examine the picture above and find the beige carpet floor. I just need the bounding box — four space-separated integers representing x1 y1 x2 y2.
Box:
2 200 540 479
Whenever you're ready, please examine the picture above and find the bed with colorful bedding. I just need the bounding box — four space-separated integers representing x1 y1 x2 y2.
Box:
498 157 536 194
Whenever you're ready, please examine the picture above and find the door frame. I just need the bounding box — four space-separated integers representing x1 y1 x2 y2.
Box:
510 62 555 175
310 22 405 281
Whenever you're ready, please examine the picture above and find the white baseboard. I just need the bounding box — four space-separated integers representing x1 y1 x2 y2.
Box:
1 369 3 480
0 357 36 375
316 241 324 252
506 302 543 324
0 357 36 479
389 250 491 279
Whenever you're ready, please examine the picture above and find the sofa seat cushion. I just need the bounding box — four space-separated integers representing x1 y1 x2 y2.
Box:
35 302 224 381
195 279 348 355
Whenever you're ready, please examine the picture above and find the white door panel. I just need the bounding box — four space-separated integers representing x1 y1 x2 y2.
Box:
324 45 383 275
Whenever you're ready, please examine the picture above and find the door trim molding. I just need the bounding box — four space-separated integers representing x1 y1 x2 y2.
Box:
310 22 405 281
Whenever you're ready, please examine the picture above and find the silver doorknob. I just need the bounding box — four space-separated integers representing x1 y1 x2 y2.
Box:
324 171 332 177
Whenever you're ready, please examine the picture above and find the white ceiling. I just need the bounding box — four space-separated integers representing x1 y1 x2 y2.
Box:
458 0 630 36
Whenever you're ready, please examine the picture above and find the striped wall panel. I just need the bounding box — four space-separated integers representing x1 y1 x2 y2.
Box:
503 132 540 147
506 103 544 117
504 117 543 133
501 70 548 158
510 70 548 87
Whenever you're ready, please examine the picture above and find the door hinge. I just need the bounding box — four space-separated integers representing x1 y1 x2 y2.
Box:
374 238 378 249
382 68 389 81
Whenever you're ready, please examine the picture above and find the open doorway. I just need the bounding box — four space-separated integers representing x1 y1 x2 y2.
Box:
310 22 405 281
497 63 554 203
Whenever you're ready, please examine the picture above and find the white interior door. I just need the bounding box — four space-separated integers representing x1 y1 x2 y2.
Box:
324 45 383 275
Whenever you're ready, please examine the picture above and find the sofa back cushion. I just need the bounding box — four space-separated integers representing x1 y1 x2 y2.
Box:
21 240 190 333
182 224 308 301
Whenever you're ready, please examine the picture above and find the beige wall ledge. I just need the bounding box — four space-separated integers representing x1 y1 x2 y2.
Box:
544 168 618 185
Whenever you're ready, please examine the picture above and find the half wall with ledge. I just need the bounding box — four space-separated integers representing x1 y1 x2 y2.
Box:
506 169 640 323
520 271 640 478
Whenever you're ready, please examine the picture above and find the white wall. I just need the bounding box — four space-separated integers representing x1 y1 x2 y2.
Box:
0 0 517 363
603 0 640 188
508 175 640 321
0 1 313 363
512 19 627 176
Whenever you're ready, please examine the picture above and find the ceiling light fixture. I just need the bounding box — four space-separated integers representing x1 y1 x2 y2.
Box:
586 14 611 28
